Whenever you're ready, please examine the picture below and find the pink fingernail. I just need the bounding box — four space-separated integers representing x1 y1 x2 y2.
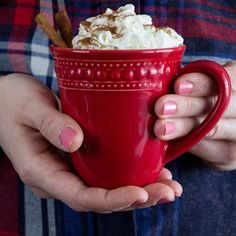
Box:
131 200 147 208
164 122 176 135
178 81 193 95
159 197 175 204
163 101 177 115
175 192 182 197
59 127 77 148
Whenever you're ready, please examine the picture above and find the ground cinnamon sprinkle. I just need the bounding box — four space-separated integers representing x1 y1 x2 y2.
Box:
80 20 92 28
91 26 117 34
78 37 92 46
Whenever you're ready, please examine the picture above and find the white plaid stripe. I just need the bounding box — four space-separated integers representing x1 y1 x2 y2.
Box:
24 186 43 236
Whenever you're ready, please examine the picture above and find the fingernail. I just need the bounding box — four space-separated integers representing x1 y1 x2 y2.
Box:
163 101 177 115
159 197 175 204
59 127 77 148
178 81 193 95
164 122 176 135
175 192 182 197
131 200 147 208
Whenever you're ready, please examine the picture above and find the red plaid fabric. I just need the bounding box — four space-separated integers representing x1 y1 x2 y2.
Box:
0 153 19 236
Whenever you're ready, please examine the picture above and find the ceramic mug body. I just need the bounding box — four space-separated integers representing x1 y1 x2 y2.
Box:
51 45 231 189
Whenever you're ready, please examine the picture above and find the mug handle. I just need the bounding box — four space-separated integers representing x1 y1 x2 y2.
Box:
164 60 231 165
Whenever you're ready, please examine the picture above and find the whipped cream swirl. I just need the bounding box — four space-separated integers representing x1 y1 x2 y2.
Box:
72 4 184 49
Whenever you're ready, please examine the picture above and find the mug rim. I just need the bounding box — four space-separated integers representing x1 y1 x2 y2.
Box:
50 44 186 60
50 44 186 54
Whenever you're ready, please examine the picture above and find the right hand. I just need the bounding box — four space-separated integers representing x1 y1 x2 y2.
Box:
0 73 182 212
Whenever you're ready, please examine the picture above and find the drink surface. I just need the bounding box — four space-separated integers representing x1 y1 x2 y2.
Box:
72 4 184 50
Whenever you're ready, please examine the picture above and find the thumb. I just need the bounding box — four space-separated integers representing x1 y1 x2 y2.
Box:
40 110 84 152
21 93 83 152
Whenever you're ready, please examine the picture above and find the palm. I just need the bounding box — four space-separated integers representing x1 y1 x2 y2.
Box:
0 74 182 213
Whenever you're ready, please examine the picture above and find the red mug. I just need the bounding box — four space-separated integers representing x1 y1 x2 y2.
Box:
50 45 231 189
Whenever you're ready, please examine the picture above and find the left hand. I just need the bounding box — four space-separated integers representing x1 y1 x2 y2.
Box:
0 73 183 213
154 61 236 171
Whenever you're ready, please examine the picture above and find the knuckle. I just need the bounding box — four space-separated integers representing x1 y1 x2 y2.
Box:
18 165 35 186
207 96 217 110
206 120 230 140
66 198 88 212
64 187 90 212
39 112 57 136
185 99 195 114
206 125 218 139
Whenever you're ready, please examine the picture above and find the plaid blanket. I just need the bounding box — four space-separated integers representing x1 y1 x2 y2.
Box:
0 0 236 235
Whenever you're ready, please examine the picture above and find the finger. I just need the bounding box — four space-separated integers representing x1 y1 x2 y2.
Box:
131 182 176 209
132 179 183 209
156 92 236 119
190 139 236 171
158 179 183 197
158 168 173 180
124 170 182 211
205 119 236 141
155 117 236 142
75 186 148 213
174 61 236 97
154 118 198 140
174 72 217 96
173 63 236 116
155 94 210 118
124 183 177 211
45 172 148 212
20 94 83 152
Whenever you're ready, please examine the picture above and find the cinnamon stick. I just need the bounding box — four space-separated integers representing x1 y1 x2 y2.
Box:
55 11 73 48
35 13 68 48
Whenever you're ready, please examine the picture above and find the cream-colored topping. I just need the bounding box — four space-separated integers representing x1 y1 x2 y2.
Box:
72 4 184 49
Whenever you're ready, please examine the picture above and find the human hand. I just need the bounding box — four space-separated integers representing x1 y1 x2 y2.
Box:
154 61 236 171
0 73 182 212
